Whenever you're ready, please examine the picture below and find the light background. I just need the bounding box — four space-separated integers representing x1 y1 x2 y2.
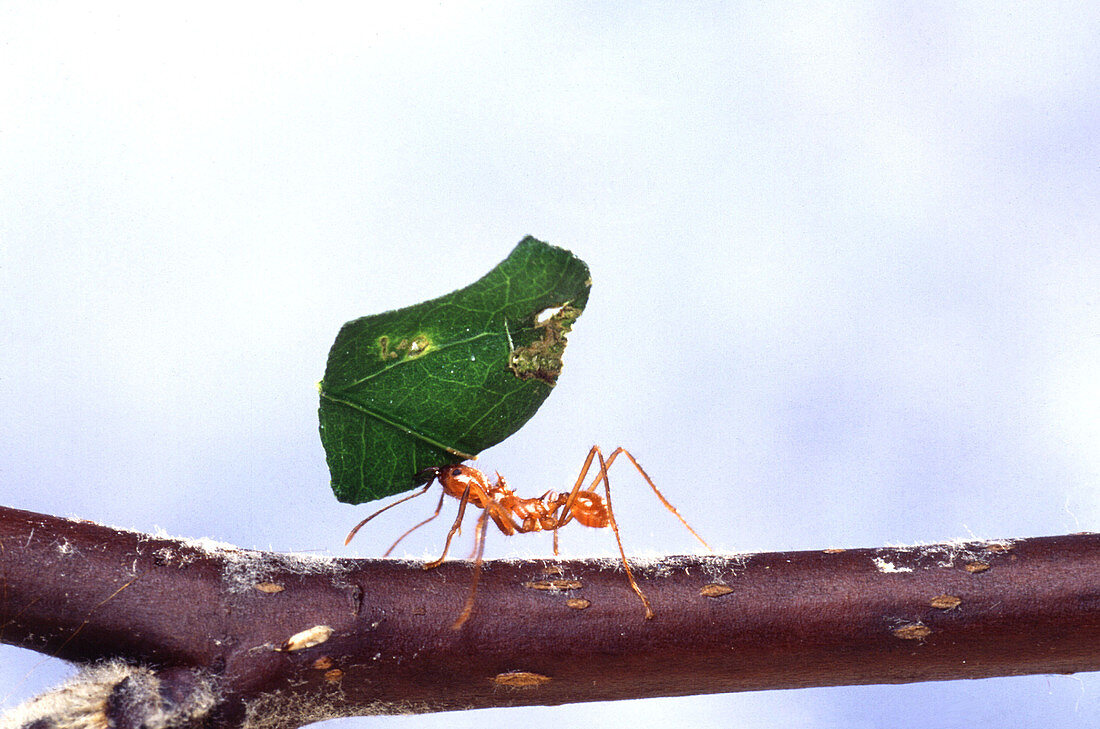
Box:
1 3 1098 727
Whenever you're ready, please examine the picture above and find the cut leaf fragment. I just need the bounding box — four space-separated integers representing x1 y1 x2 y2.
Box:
318 236 591 504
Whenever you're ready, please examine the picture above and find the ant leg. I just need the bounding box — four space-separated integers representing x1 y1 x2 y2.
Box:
451 510 490 630
345 481 435 546
601 448 711 550
464 503 521 558
382 492 447 557
592 446 655 620
555 444 602 530
423 482 473 570
549 447 599 553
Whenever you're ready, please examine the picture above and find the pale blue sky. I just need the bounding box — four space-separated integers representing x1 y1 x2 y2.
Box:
2 3 1098 727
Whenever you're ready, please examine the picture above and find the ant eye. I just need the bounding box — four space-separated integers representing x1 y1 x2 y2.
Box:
453 466 465 475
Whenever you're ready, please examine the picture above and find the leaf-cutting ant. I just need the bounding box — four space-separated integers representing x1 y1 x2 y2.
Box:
345 446 710 629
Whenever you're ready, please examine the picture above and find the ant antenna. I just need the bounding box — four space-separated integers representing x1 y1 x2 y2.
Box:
345 480 435 545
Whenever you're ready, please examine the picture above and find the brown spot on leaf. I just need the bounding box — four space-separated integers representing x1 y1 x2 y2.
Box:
963 562 990 573
492 671 552 688
324 669 344 684
254 582 284 594
822 548 846 554
377 334 433 362
566 598 591 610
700 583 735 597
312 656 334 670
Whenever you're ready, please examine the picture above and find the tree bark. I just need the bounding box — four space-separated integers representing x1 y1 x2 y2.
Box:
1 504 1098 728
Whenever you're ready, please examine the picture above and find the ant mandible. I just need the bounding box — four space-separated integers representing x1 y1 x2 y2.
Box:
345 446 711 629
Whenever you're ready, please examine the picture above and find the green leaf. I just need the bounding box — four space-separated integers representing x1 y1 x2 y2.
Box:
318 236 591 504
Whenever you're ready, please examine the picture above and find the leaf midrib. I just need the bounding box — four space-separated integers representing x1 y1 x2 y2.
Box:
318 390 477 459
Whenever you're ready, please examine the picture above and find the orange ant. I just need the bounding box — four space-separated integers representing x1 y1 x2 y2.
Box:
345 446 710 629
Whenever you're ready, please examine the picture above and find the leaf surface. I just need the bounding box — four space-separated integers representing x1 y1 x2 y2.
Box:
319 237 591 504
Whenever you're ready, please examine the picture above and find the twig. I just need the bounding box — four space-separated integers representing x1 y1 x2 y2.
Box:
1 505 1098 728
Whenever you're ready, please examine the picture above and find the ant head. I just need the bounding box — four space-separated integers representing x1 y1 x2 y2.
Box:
413 466 443 486
433 462 476 478
434 462 489 500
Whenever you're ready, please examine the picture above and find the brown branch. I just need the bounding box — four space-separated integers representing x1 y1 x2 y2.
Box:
1 503 1098 728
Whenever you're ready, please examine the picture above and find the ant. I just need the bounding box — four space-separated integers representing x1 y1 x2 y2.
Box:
345 446 710 629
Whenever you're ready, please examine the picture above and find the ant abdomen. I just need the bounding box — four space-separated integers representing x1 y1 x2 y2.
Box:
570 492 609 528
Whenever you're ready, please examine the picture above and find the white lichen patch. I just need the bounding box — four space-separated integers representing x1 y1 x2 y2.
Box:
140 530 355 593
156 535 352 593
695 552 752 583
872 557 914 574
152 545 197 568
221 551 352 594
875 538 1018 571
